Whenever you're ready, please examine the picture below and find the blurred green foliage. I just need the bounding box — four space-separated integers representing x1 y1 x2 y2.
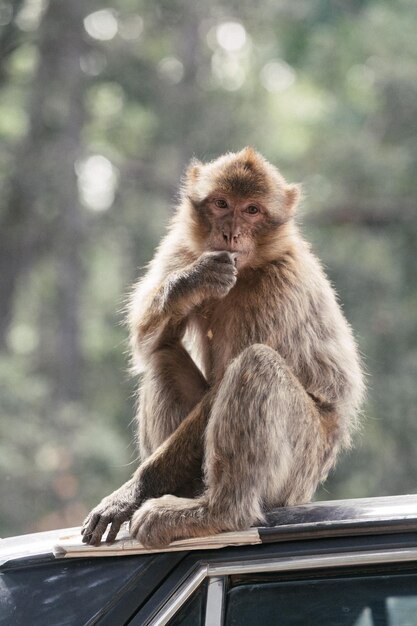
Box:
0 0 416 536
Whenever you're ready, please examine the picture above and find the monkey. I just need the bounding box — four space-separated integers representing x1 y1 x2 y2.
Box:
82 147 365 549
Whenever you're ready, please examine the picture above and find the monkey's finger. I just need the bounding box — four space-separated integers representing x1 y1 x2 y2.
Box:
214 276 237 290
106 519 124 544
210 264 237 279
81 511 96 533
87 516 110 546
211 251 235 264
217 266 237 278
82 512 108 545
81 512 100 540
210 274 236 286
213 259 237 270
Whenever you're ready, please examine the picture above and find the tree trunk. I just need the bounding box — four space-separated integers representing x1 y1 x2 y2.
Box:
0 0 88 400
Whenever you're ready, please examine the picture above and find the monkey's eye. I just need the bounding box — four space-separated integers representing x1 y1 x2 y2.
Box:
214 198 228 209
246 205 259 215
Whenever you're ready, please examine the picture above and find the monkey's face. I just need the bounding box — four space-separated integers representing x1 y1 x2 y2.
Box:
184 147 301 269
199 194 269 268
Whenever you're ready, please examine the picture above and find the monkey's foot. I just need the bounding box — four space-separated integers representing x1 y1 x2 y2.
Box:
130 495 223 549
82 482 140 546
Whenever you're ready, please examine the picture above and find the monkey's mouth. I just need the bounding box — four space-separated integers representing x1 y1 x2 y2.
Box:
211 246 250 255
224 249 252 269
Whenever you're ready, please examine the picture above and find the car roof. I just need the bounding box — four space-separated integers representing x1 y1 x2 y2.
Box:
261 493 417 543
1 494 417 568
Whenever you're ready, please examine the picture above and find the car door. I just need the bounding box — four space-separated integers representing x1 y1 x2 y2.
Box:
135 539 417 625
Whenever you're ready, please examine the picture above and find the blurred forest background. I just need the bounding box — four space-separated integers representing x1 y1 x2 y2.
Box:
0 0 416 537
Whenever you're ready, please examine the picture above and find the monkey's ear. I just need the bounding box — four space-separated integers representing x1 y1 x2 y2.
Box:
284 183 302 213
186 158 203 183
240 146 258 167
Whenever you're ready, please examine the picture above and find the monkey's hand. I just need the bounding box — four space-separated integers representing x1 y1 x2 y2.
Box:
191 251 237 300
81 479 140 546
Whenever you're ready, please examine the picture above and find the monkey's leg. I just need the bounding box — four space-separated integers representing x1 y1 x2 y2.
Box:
138 343 208 457
130 344 337 548
82 346 209 545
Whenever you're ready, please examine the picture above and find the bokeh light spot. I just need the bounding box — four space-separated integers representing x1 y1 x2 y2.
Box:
75 155 119 212
84 10 118 41
157 57 184 84
216 21 247 52
260 60 296 93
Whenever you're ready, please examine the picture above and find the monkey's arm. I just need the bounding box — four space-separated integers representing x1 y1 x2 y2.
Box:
82 250 236 545
81 393 212 545
285 270 364 438
129 250 237 367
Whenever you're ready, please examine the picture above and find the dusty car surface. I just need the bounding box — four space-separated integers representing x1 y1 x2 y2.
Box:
1 494 417 625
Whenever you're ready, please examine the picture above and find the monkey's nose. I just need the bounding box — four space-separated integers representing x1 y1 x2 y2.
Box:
222 232 241 244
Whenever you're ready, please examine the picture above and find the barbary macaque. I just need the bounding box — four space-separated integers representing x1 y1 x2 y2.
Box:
82 147 364 548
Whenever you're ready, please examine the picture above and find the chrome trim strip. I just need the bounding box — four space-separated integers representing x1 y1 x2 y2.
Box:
205 576 226 626
207 547 417 577
149 565 208 626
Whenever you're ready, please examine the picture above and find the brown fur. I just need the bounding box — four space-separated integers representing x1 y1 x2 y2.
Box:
82 148 364 548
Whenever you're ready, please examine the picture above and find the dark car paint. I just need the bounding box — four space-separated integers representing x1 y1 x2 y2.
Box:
0 552 184 626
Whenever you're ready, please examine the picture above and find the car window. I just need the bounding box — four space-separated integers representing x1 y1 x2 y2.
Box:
0 556 151 626
168 580 207 626
225 567 417 626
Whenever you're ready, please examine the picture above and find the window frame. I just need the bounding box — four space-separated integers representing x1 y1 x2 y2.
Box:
144 546 417 626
